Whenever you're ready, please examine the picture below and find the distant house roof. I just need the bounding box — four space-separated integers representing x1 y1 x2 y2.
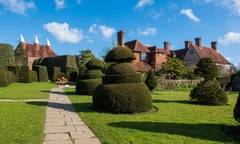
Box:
16 35 56 58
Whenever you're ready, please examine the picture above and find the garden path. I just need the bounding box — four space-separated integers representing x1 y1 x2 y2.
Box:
43 85 101 144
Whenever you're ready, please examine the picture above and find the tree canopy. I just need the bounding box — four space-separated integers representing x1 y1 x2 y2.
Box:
160 57 186 79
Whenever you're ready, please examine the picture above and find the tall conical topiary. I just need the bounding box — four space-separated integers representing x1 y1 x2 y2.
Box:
93 46 152 113
76 59 105 95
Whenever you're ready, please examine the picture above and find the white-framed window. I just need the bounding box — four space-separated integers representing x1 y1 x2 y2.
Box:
140 52 147 61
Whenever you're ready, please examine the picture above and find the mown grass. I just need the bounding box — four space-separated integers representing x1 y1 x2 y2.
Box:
0 82 56 144
0 82 56 99
65 87 240 144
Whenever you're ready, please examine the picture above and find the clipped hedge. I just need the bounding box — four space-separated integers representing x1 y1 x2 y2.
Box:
15 56 28 66
157 79 200 91
29 70 38 82
78 70 104 80
16 66 31 83
32 65 48 82
86 59 105 70
93 83 152 113
76 79 102 95
0 43 15 70
104 46 136 62
0 70 16 87
103 73 141 84
47 66 61 81
106 63 136 74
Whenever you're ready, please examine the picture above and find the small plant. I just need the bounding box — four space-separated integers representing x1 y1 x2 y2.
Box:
145 69 157 91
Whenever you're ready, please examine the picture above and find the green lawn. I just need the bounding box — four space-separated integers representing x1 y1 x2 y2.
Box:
0 82 56 144
0 82 56 99
65 87 240 144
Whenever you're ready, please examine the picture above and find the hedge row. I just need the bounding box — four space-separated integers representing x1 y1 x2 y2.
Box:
102 73 142 84
32 65 48 82
0 43 15 70
76 79 102 95
157 79 200 90
0 70 16 87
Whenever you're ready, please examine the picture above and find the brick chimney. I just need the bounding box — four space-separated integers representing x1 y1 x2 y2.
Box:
117 30 124 46
211 41 217 50
184 40 192 49
164 41 170 50
195 37 201 46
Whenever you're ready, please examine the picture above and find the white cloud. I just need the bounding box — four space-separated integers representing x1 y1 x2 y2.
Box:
55 0 65 9
76 0 81 4
44 22 83 43
218 32 240 45
200 0 240 15
138 27 157 36
135 0 154 9
180 9 201 22
89 24 97 33
99 25 116 38
0 0 35 15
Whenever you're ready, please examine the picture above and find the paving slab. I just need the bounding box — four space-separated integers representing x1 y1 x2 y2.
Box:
43 86 101 144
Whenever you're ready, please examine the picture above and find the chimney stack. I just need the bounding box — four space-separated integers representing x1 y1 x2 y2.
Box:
184 40 192 49
195 37 201 46
117 30 124 46
164 41 170 51
211 41 217 50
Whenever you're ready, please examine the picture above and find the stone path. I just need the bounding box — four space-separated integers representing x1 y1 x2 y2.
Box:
43 86 101 144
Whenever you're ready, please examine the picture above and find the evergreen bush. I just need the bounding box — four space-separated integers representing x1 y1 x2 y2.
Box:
29 70 38 82
76 79 102 95
47 66 61 81
145 70 157 91
0 70 16 87
0 43 15 70
32 65 48 82
93 83 152 113
16 66 31 83
93 46 152 113
190 80 227 105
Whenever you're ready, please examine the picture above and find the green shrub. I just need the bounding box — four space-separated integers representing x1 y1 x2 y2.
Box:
32 65 48 82
76 79 102 95
0 43 15 70
47 67 61 81
93 83 152 113
103 73 141 84
79 70 103 80
234 93 240 123
104 46 136 62
157 79 200 91
16 66 31 83
15 56 28 66
106 63 136 74
0 70 16 87
29 70 38 82
145 70 157 91
86 59 105 70
190 80 227 105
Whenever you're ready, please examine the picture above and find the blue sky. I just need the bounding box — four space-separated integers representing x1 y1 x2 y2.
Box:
1 0 240 68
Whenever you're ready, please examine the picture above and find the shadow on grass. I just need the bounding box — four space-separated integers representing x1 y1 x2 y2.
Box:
26 101 94 113
153 99 190 104
108 121 235 143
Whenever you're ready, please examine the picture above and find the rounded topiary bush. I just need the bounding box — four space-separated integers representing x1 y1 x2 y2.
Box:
104 46 135 62
76 59 104 95
106 63 136 74
190 80 227 105
93 83 152 113
93 46 152 113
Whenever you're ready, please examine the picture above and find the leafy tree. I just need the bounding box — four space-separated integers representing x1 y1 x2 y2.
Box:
161 57 186 79
195 57 219 80
77 49 96 74
145 69 157 91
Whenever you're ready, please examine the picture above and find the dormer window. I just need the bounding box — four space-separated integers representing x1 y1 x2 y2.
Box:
140 52 147 61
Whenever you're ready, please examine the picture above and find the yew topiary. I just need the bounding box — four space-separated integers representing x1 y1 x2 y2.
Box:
190 80 227 105
93 46 152 113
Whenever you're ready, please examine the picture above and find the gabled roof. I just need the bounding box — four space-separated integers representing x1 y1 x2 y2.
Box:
16 42 56 57
192 45 229 64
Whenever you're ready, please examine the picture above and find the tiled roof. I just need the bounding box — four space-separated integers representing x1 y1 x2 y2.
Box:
125 40 150 52
18 42 56 57
193 45 229 64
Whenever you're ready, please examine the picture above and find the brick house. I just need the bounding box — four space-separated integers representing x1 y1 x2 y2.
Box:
117 30 173 72
117 30 231 74
15 35 56 70
175 38 231 75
